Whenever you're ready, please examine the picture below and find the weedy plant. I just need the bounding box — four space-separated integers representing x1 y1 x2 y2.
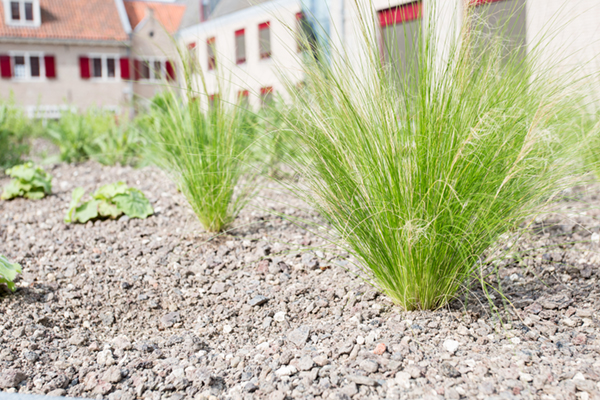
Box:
283 2 593 310
91 116 147 167
0 98 32 169
65 182 153 223
1 162 52 200
144 48 257 232
0 255 22 292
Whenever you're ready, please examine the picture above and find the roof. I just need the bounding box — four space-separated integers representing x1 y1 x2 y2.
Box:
209 0 273 20
0 0 130 42
124 0 186 34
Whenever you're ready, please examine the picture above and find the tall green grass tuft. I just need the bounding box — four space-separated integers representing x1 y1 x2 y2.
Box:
283 3 593 310
144 49 257 232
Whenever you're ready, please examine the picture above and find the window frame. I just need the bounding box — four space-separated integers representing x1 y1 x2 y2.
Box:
137 56 167 82
235 29 246 65
207 37 216 71
8 51 45 81
87 54 121 82
4 0 41 27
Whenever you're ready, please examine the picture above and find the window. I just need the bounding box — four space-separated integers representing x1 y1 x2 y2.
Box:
238 90 249 108
260 87 273 107
235 29 246 65
207 37 216 70
0 52 53 80
259 22 271 59
6 0 39 25
208 94 218 110
133 58 175 82
79 55 120 81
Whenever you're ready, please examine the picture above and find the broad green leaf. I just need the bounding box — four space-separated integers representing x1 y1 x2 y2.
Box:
73 199 101 223
2 162 52 200
6 163 36 182
93 182 128 201
113 189 153 219
1 179 24 200
24 189 46 200
98 200 122 219
64 187 86 223
0 255 22 292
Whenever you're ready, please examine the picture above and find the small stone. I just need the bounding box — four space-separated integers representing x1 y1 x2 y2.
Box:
273 312 286 322
93 381 113 395
248 295 269 307
121 282 131 290
440 362 461 378
356 335 365 345
24 351 38 362
100 312 115 326
443 339 460 354
405 366 423 379
511 337 521 345
230 357 241 368
0 370 27 389
223 325 233 334
562 318 577 328
313 355 329 367
102 366 123 383
572 334 587 345
519 373 533 382
275 365 298 377
298 355 314 371
210 282 226 294
359 359 379 373
348 375 377 386
395 371 411 384
160 312 181 329
47 389 66 397
301 253 319 269
269 391 286 400
69 334 87 346
288 325 311 347
591 232 600 243
112 335 132 351
97 350 115 366
244 382 259 392
339 382 358 396
373 343 386 355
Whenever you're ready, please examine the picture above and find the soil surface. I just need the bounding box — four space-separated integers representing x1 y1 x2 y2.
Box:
1 162 600 400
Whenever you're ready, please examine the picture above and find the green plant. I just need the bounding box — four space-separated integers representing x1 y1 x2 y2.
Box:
0 255 22 292
1 162 52 200
65 182 153 223
90 113 147 166
144 47 257 232
0 98 31 169
283 3 590 310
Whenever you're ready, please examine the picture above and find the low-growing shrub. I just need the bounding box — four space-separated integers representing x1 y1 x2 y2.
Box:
0 100 32 169
65 182 153 223
145 66 257 232
0 255 22 292
1 162 52 200
284 4 590 310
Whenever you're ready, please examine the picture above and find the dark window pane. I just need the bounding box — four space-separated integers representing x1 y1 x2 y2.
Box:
153 60 162 80
25 2 33 21
10 1 20 20
92 58 102 77
235 32 246 64
30 56 40 77
259 26 271 59
107 58 115 78
207 38 216 70
141 61 150 80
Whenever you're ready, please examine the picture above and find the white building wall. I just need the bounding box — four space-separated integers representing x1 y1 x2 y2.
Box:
179 0 600 105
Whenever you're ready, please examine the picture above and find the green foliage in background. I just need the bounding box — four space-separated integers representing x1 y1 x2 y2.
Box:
0 98 32 169
283 3 593 310
65 182 153 224
0 255 22 292
1 162 52 200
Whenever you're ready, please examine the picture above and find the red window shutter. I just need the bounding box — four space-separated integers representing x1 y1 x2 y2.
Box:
44 55 56 78
379 2 422 27
79 56 90 79
0 55 11 78
166 60 175 81
133 59 141 81
120 57 130 80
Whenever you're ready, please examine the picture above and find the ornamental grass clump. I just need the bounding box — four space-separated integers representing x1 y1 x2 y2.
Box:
145 49 256 232
283 3 593 310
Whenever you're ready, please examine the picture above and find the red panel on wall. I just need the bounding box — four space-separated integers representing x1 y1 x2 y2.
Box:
44 55 56 78
166 60 175 81
0 55 12 78
235 28 245 36
79 56 90 79
120 57 130 79
379 2 422 27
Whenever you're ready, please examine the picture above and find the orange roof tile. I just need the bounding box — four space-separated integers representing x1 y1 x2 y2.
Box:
124 1 186 35
0 0 129 42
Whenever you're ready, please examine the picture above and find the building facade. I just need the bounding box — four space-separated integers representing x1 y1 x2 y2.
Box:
179 0 600 109
0 0 186 116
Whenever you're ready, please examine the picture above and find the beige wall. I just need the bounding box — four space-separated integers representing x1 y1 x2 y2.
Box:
131 15 180 101
0 42 130 111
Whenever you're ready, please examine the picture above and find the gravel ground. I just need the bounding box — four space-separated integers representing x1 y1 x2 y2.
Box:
1 162 600 400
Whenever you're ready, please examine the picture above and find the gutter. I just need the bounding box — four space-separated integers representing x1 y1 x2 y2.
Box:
0 37 131 46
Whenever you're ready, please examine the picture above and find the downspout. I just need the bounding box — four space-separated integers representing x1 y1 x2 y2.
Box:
114 0 134 117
